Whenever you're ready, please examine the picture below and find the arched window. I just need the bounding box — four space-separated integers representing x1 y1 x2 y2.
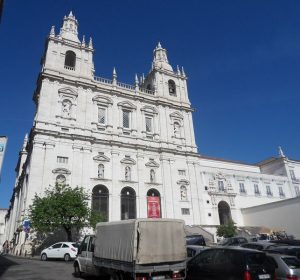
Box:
62 99 72 117
168 80 176 96
174 121 181 138
180 185 187 200
92 185 109 222
121 187 136 220
150 169 155 183
147 188 160 197
125 166 131 181
56 174 66 185
218 201 232 225
98 164 104 179
64 50 76 69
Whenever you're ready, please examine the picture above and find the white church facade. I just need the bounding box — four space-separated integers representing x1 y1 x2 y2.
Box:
4 13 300 251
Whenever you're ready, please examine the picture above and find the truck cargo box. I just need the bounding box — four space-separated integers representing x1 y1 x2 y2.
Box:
94 219 186 265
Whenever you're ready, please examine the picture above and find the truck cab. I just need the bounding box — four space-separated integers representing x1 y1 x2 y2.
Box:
74 235 100 277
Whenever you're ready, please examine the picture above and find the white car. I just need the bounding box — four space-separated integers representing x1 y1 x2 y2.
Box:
41 242 78 261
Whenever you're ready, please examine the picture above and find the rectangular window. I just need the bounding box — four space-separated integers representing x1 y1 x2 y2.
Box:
57 156 68 164
178 170 186 176
279 186 285 197
290 170 296 180
239 183 246 193
295 186 300 197
266 185 272 196
218 181 225 192
98 107 106 125
254 184 260 195
181 208 190 215
145 117 153 133
122 110 130 129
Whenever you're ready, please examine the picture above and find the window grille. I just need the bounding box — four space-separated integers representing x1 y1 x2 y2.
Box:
279 186 285 197
266 185 272 196
254 184 260 195
218 181 225 192
239 183 246 193
57 156 68 164
145 117 152 133
178 170 186 176
123 110 130 128
181 208 190 215
98 107 106 124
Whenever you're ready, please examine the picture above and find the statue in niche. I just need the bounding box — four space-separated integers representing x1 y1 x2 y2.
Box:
174 122 180 138
125 166 131 181
180 186 187 200
98 164 104 179
62 99 72 117
150 169 155 183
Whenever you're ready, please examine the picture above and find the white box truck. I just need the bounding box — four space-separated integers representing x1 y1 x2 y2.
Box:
74 219 187 280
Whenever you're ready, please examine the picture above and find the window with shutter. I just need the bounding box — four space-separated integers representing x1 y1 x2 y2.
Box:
145 117 152 133
98 107 106 124
123 110 130 128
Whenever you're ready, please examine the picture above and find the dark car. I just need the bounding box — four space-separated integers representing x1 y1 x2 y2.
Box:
265 246 300 260
271 239 300 246
218 236 248 246
241 242 288 251
186 235 206 246
186 247 276 280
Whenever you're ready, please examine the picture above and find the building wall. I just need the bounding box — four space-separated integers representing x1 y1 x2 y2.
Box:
0 209 7 246
242 197 300 238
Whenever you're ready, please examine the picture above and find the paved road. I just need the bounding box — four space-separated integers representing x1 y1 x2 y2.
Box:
0 255 101 280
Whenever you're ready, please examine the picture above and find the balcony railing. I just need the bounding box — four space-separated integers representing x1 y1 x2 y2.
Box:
93 75 155 95
64 65 75 71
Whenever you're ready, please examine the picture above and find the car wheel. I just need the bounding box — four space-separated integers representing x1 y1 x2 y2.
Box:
73 262 82 278
41 253 47 261
64 253 71 262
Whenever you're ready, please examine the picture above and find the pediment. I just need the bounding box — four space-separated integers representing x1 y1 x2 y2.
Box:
52 168 71 175
92 95 113 105
177 179 190 185
141 105 158 114
117 101 136 110
145 158 159 168
58 87 78 98
93 152 110 162
170 111 183 120
120 156 136 165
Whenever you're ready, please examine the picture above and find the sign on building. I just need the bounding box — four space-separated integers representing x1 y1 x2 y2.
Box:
147 196 161 218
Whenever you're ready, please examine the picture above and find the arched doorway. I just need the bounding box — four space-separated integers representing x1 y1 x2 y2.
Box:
92 185 109 222
147 188 161 218
121 187 136 220
218 201 231 225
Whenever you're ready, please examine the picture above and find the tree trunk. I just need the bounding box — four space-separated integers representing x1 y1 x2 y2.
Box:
64 227 72 241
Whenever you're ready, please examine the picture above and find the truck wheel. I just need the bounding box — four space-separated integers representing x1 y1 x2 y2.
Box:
73 262 82 278
64 253 71 262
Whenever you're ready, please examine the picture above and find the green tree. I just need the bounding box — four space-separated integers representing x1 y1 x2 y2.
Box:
29 184 103 241
216 220 237 238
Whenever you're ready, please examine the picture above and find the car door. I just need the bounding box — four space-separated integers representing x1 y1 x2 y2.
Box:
51 243 63 258
86 236 98 275
60 243 70 258
187 249 217 280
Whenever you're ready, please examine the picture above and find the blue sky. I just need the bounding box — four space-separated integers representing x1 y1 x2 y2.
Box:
0 0 300 208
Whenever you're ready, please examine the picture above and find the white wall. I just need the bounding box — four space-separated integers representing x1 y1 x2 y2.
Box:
242 197 300 238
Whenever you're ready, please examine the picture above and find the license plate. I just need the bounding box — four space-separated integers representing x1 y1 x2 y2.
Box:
258 274 270 279
152 277 165 280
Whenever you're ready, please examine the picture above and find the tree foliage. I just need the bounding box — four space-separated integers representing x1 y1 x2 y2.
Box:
29 184 103 241
216 220 237 238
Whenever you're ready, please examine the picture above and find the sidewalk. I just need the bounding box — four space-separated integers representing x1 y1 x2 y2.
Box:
1 252 40 260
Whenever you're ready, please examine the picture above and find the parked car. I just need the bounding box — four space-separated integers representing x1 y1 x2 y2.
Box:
186 234 206 246
218 236 248 246
271 240 300 246
265 246 300 260
241 242 288 251
186 245 209 259
267 253 300 280
186 247 277 280
40 242 78 261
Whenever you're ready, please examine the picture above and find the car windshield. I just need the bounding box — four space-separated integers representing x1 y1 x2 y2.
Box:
283 257 300 269
246 253 267 267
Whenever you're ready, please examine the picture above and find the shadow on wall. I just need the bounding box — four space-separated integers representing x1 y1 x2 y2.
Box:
0 256 18 278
